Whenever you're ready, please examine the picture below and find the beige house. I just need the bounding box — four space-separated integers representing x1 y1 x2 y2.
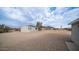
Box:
20 25 36 32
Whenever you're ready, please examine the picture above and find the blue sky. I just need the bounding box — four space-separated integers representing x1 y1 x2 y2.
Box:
0 7 79 28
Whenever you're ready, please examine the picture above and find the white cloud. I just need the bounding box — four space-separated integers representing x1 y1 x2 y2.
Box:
0 7 79 28
1 8 26 22
63 8 79 22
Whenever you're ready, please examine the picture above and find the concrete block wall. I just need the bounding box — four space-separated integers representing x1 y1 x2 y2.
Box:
71 24 79 46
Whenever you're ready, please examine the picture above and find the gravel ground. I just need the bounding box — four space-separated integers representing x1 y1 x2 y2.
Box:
0 30 71 51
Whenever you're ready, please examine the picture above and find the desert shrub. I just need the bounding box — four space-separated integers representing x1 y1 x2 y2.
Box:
0 29 4 33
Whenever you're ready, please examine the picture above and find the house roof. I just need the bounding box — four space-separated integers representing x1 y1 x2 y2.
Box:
69 18 79 25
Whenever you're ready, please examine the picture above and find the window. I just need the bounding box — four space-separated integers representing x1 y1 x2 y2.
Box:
28 26 32 30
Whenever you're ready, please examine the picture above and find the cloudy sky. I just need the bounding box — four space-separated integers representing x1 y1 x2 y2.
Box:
0 7 79 28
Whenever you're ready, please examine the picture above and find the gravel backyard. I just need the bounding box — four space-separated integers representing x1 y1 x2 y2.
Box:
0 30 71 51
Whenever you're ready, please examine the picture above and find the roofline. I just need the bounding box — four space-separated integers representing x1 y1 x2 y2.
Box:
69 18 79 25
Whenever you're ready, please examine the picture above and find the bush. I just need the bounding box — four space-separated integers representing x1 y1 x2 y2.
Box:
0 24 11 33
0 29 4 33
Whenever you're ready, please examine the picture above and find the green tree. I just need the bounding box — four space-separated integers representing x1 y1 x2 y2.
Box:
0 24 5 33
36 22 42 31
0 24 11 33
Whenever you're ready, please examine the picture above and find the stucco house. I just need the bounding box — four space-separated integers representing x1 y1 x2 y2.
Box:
69 18 79 47
65 18 79 50
20 25 36 32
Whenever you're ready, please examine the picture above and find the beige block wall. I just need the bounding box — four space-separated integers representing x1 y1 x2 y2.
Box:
21 26 30 32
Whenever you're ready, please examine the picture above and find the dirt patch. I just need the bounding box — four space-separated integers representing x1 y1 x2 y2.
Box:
0 30 71 51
